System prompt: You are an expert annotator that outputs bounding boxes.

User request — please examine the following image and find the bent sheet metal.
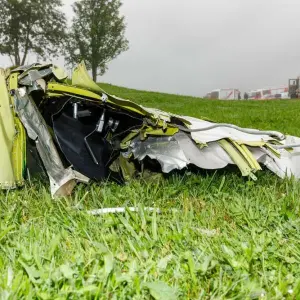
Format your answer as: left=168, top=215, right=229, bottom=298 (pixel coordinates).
left=1, top=61, right=300, bottom=197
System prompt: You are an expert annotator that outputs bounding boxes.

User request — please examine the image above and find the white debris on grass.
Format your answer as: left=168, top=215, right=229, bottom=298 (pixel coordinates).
left=87, top=207, right=160, bottom=215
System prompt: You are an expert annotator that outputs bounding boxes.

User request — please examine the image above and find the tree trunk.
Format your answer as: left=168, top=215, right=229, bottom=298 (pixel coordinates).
left=92, top=65, right=97, bottom=82
left=21, top=15, right=32, bottom=65
left=14, top=54, right=20, bottom=66
left=14, top=47, right=20, bottom=65
left=21, top=52, right=27, bottom=66
left=14, top=37, right=20, bottom=66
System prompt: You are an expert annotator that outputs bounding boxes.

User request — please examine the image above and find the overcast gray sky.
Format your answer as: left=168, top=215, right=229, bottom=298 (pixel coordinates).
left=2, top=0, right=300, bottom=96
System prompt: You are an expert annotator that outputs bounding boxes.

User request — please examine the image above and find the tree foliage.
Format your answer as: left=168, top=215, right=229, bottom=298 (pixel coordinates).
left=66, top=0, right=129, bottom=81
left=0, top=0, right=66, bottom=66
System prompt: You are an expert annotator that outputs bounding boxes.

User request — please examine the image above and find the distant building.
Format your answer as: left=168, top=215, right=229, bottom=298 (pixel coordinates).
left=248, top=87, right=289, bottom=100
left=206, top=88, right=241, bottom=100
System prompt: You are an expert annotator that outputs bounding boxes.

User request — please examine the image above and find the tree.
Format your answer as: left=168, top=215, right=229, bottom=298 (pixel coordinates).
left=66, top=0, right=129, bottom=81
left=0, top=0, right=67, bottom=66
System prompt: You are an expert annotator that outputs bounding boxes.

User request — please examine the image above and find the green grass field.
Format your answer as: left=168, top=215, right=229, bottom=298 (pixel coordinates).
left=1, top=84, right=300, bottom=299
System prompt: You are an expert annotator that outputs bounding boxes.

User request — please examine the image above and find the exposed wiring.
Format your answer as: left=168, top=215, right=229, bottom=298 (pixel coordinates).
left=274, top=143, right=300, bottom=149
left=111, top=109, right=143, bottom=122
left=175, top=124, right=285, bottom=141
left=84, top=128, right=99, bottom=165
left=110, top=125, right=141, bottom=141
left=104, top=125, right=142, bottom=167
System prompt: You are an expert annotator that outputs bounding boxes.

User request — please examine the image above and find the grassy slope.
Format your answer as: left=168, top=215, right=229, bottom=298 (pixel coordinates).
left=1, top=84, right=300, bottom=299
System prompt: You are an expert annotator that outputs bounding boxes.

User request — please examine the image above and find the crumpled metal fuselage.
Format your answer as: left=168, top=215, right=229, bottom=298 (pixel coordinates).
left=1, top=61, right=300, bottom=198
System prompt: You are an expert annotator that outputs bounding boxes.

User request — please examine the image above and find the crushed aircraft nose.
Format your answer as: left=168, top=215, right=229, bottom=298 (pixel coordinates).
left=1, top=61, right=300, bottom=197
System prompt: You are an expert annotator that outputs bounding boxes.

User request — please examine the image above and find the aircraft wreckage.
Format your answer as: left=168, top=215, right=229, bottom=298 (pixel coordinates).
left=1, top=62, right=300, bottom=198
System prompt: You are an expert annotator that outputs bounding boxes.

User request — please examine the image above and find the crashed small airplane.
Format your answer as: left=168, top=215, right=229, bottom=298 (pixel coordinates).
left=1, top=62, right=300, bottom=198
